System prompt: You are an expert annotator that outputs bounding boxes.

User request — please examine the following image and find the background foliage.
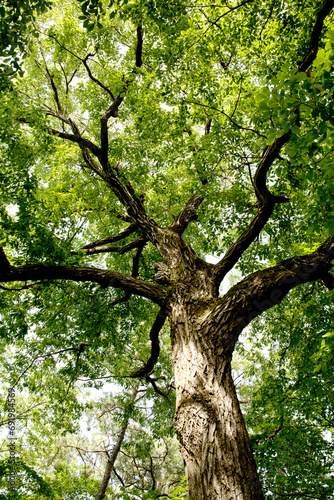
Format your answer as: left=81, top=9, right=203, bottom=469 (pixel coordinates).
left=0, top=0, right=333, bottom=498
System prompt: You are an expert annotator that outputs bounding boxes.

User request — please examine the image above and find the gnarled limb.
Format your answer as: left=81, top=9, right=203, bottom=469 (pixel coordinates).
left=0, top=260, right=166, bottom=304
left=81, top=146, right=104, bottom=177
left=209, top=236, right=334, bottom=352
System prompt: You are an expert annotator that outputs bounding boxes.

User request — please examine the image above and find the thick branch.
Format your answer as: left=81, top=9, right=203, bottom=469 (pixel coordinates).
left=0, top=264, right=166, bottom=304
left=81, top=146, right=104, bottom=176
left=209, top=236, right=334, bottom=352
left=129, top=309, right=167, bottom=378
left=253, top=134, right=291, bottom=205
left=297, top=0, right=334, bottom=73
left=54, top=117, right=150, bottom=225
left=212, top=138, right=291, bottom=286
left=170, top=195, right=204, bottom=235
left=83, top=53, right=115, bottom=100
left=213, top=203, right=275, bottom=285
left=205, top=118, right=212, bottom=135
left=49, top=127, right=102, bottom=159
left=136, top=26, right=143, bottom=68
left=53, top=124, right=104, bottom=179
left=132, top=239, right=146, bottom=278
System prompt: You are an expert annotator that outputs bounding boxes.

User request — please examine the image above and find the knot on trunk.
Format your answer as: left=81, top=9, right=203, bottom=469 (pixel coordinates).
left=154, top=262, right=170, bottom=284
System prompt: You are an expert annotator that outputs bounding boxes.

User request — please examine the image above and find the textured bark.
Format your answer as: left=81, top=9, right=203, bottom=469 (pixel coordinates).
left=1, top=233, right=333, bottom=500
left=164, top=233, right=334, bottom=500
left=169, top=302, right=264, bottom=500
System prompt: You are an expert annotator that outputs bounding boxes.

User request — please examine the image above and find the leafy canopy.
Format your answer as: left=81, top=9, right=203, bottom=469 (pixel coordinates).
left=0, top=0, right=333, bottom=498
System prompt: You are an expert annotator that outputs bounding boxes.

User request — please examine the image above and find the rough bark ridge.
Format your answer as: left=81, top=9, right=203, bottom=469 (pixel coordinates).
left=169, top=296, right=263, bottom=499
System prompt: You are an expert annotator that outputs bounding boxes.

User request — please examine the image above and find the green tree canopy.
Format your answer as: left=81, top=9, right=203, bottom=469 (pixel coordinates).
left=0, top=0, right=334, bottom=499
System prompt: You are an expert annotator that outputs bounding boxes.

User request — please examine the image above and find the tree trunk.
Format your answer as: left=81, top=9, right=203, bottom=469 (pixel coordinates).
left=170, top=304, right=264, bottom=500
left=96, top=385, right=139, bottom=500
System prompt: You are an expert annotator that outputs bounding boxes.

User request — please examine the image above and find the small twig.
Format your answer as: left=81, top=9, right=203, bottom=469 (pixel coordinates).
left=145, top=375, right=171, bottom=404
left=183, top=99, right=266, bottom=138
